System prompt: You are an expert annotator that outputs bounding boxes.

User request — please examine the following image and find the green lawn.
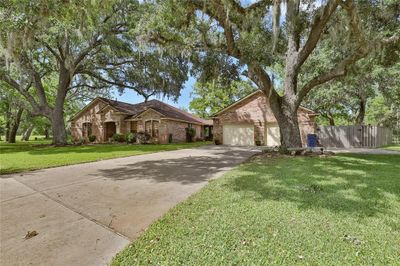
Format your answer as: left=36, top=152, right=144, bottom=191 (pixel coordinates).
left=112, top=154, right=400, bottom=265
left=382, top=144, right=400, bottom=151
left=0, top=139, right=210, bottom=174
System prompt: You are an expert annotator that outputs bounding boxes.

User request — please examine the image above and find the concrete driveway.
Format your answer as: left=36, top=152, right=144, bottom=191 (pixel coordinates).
left=0, top=145, right=258, bottom=265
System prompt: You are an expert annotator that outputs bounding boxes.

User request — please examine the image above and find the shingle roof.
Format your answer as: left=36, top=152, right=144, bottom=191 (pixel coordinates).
left=98, top=98, right=212, bottom=125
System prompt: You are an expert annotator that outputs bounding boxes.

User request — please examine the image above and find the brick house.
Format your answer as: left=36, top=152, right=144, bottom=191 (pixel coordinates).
left=70, top=98, right=213, bottom=143
left=212, top=90, right=317, bottom=146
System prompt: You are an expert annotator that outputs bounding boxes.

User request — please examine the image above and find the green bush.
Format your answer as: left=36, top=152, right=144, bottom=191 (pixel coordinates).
left=88, top=135, right=96, bottom=142
left=112, top=133, right=126, bottom=143
left=186, top=127, right=196, bottom=142
left=136, top=131, right=151, bottom=144
left=126, top=132, right=136, bottom=143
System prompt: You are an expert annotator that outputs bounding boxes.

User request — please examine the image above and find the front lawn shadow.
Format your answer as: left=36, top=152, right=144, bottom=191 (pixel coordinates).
left=227, top=154, right=400, bottom=217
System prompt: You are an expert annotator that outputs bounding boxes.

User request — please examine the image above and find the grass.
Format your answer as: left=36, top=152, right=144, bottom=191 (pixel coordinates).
left=112, top=154, right=400, bottom=265
left=0, top=138, right=211, bottom=174
left=382, top=144, right=400, bottom=151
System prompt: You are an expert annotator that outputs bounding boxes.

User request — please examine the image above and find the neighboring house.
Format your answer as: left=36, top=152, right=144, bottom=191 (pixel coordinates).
left=212, top=90, right=317, bottom=146
left=70, top=98, right=213, bottom=143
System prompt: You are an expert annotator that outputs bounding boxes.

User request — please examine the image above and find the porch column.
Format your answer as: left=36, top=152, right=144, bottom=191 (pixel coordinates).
left=116, top=121, right=120, bottom=134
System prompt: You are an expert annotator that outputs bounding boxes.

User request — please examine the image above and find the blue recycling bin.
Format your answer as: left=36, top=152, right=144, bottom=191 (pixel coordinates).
left=307, top=134, right=317, bottom=147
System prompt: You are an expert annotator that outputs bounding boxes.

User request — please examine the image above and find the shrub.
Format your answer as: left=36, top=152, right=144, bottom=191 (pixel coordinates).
left=112, top=133, right=126, bottom=143
left=136, top=131, right=151, bottom=144
left=277, top=145, right=289, bottom=154
left=126, top=132, right=136, bottom=144
left=88, top=135, right=96, bottom=143
left=186, top=127, right=196, bottom=142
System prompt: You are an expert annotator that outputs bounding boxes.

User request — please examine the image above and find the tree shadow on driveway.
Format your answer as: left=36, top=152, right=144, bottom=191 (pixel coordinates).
left=96, top=149, right=254, bottom=185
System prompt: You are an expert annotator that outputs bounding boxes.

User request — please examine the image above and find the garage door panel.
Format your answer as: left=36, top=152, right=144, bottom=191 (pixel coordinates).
left=223, top=124, right=254, bottom=146
left=266, top=123, right=281, bottom=146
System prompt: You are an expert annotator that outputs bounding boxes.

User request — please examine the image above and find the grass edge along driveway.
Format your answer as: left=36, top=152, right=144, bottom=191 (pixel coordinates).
left=112, top=153, right=400, bottom=265
left=0, top=141, right=211, bottom=175
left=382, top=144, right=400, bottom=151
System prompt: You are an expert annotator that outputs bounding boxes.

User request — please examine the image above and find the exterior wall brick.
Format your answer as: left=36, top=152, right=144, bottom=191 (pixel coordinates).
left=213, top=91, right=316, bottom=146
left=71, top=99, right=129, bottom=142
left=166, top=120, right=189, bottom=143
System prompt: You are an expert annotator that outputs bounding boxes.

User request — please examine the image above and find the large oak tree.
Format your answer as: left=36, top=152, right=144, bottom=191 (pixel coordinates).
left=140, top=0, right=399, bottom=147
left=0, top=0, right=189, bottom=145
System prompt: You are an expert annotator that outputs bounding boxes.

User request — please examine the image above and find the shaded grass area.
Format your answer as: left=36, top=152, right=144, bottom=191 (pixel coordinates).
left=112, top=154, right=400, bottom=265
left=0, top=140, right=210, bottom=174
left=382, top=144, right=400, bottom=151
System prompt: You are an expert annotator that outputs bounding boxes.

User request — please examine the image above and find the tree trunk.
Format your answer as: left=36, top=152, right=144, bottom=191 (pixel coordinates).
left=51, top=106, right=68, bottom=146
left=328, top=117, right=335, bottom=126
left=50, top=66, right=70, bottom=146
left=8, top=108, right=24, bottom=143
left=5, top=103, right=11, bottom=142
left=327, top=112, right=335, bottom=126
left=277, top=108, right=303, bottom=148
left=268, top=96, right=303, bottom=148
left=5, top=119, right=10, bottom=142
left=355, top=98, right=366, bottom=125
left=254, top=64, right=303, bottom=148
left=44, top=128, right=50, bottom=139
left=22, top=124, right=34, bottom=141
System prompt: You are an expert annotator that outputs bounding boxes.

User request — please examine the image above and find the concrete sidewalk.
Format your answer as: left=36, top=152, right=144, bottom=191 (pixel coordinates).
left=0, top=145, right=259, bottom=265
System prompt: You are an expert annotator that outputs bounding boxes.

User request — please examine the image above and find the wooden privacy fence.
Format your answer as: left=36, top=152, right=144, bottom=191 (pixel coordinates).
left=316, top=125, right=393, bottom=148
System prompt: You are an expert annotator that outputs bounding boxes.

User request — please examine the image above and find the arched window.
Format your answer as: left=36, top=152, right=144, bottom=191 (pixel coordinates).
left=82, top=122, right=92, bottom=137
left=145, top=120, right=159, bottom=138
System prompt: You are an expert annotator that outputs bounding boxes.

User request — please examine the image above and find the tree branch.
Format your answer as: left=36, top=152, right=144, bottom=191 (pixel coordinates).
left=297, top=50, right=367, bottom=103
left=42, top=40, right=63, bottom=62
left=297, top=0, right=340, bottom=69
left=0, top=72, right=42, bottom=114
left=247, top=63, right=279, bottom=101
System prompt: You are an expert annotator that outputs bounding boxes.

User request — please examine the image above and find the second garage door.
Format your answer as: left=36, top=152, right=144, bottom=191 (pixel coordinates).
left=265, top=123, right=281, bottom=146
left=223, top=124, right=254, bottom=146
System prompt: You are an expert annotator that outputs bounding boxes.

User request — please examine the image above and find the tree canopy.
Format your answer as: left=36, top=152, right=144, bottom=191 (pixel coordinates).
left=0, top=0, right=399, bottom=146
left=136, top=0, right=399, bottom=147
left=0, top=0, right=189, bottom=144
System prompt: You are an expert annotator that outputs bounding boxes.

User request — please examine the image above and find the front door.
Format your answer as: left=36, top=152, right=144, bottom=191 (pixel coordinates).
left=104, top=122, right=116, bottom=141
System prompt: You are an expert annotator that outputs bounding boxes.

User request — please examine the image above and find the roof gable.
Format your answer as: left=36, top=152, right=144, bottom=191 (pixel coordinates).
left=212, top=90, right=316, bottom=117
left=69, top=97, right=108, bottom=121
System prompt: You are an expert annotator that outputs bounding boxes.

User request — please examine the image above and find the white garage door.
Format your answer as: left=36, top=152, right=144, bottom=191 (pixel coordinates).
left=223, top=124, right=254, bottom=146
left=266, top=123, right=281, bottom=146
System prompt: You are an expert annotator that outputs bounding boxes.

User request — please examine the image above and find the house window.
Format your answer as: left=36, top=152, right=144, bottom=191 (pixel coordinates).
left=145, top=120, right=159, bottom=138
left=152, top=121, right=159, bottom=138
left=82, top=122, right=92, bottom=137
left=145, top=120, right=152, bottom=136
left=131, top=121, right=138, bottom=133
